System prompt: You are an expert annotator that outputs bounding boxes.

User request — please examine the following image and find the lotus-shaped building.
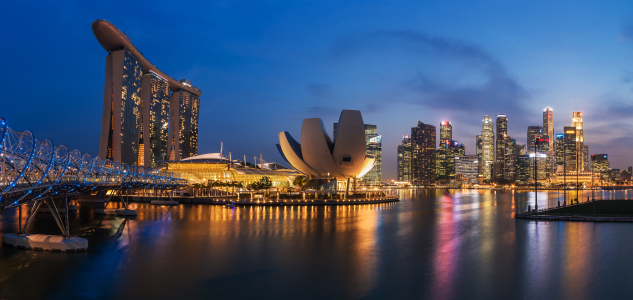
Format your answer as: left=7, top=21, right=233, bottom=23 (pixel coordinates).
left=277, top=110, right=375, bottom=183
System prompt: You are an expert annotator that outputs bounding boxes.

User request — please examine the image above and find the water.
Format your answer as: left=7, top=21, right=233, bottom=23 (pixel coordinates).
left=2, top=190, right=633, bottom=299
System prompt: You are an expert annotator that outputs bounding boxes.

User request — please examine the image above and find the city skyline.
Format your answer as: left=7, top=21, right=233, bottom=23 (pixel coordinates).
left=1, top=1, right=632, bottom=179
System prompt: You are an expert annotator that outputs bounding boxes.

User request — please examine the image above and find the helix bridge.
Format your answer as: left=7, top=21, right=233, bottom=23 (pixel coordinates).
left=0, top=117, right=186, bottom=243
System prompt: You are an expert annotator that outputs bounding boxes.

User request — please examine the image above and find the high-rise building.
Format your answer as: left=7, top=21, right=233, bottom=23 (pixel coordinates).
left=480, top=115, right=494, bottom=181
left=591, top=154, right=610, bottom=181
left=555, top=133, right=565, bottom=171
left=563, top=127, right=577, bottom=172
left=94, top=20, right=202, bottom=165
left=397, top=135, right=412, bottom=182
left=494, top=114, right=508, bottom=180
left=526, top=126, right=550, bottom=178
left=543, top=107, right=554, bottom=167
left=437, top=140, right=465, bottom=181
left=504, top=137, right=517, bottom=181
left=411, top=121, right=436, bottom=186
left=362, top=124, right=381, bottom=185
left=572, top=112, right=585, bottom=171
left=455, top=155, right=479, bottom=184
left=515, top=154, right=530, bottom=183
left=583, top=145, right=589, bottom=171
left=439, top=121, right=452, bottom=148
left=140, top=71, right=170, bottom=167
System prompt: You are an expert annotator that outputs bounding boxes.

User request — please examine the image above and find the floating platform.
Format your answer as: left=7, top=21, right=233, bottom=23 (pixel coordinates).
left=2, top=233, right=88, bottom=252
left=94, top=208, right=137, bottom=216
left=38, top=205, right=77, bottom=213
left=151, top=200, right=178, bottom=205
left=516, top=200, right=633, bottom=222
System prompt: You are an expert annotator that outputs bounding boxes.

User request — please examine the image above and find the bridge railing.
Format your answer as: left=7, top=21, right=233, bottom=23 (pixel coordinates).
left=0, top=117, right=186, bottom=211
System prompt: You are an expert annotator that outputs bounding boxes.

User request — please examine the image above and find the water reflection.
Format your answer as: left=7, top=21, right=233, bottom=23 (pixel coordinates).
left=2, top=190, right=633, bottom=299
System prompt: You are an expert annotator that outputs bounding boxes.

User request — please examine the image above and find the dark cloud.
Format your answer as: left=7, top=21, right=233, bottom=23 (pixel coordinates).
left=330, top=30, right=530, bottom=119
left=307, top=84, right=332, bottom=98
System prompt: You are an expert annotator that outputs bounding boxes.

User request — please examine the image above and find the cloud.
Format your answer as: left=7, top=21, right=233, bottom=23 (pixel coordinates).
left=305, top=106, right=338, bottom=118
left=307, top=84, right=332, bottom=98
left=329, top=30, right=530, bottom=118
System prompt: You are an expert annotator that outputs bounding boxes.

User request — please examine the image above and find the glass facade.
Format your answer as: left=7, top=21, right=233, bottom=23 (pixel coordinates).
left=165, top=162, right=293, bottom=187
left=147, top=72, right=170, bottom=166
left=178, top=91, right=200, bottom=159
left=480, top=115, right=494, bottom=181
left=411, top=121, right=436, bottom=186
left=397, top=135, right=412, bottom=182
left=494, top=114, right=508, bottom=180
left=362, top=124, right=381, bottom=185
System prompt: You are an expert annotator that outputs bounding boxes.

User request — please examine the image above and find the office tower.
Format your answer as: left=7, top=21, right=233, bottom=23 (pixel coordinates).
left=455, top=155, right=479, bottom=184
left=169, top=84, right=201, bottom=160
left=397, top=135, right=412, bottom=182
left=610, top=169, right=620, bottom=181
left=98, top=49, right=143, bottom=166
left=527, top=126, right=544, bottom=153
left=480, top=115, right=494, bottom=181
left=555, top=133, right=565, bottom=171
left=94, top=20, right=203, bottom=165
left=411, top=121, right=436, bottom=186
left=526, top=126, right=550, bottom=178
left=543, top=107, right=554, bottom=166
left=437, top=140, right=465, bottom=181
left=494, top=114, right=508, bottom=180
left=584, top=145, right=589, bottom=171
left=439, top=121, right=452, bottom=148
left=362, top=124, right=382, bottom=185
left=629, top=166, right=632, bottom=174
left=564, top=127, right=577, bottom=171
left=515, top=154, right=530, bottom=183
left=140, top=71, right=170, bottom=167
left=572, top=112, right=585, bottom=170
left=504, top=137, right=517, bottom=181
left=591, top=154, right=610, bottom=181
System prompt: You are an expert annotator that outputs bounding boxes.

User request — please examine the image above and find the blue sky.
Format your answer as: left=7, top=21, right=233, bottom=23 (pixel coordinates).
left=1, top=0, right=632, bottom=179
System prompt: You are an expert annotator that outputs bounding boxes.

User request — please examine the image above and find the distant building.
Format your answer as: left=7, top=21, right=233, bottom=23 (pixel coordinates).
left=494, top=114, right=508, bottom=181
left=591, top=154, right=610, bottom=181
left=439, top=121, right=452, bottom=148
left=504, top=137, right=517, bottom=181
left=411, top=121, right=436, bottom=186
left=555, top=133, right=564, bottom=170
left=397, top=135, right=412, bottom=182
left=436, top=140, right=465, bottom=181
left=362, top=124, right=382, bottom=185
left=610, top=169, right=621, bottom=181
left=583, top=145, right=589, bottom=171
left=563, top=127, right=578, bottom=171
left=572, top=112, right=585, bottom=171
left=455, top=155, right=479, bottom=184
left=515, top=154, right=530, bottom=183
left=543, top=107, right=554, bottom=168
left=479, top=115, right=495, bottom=181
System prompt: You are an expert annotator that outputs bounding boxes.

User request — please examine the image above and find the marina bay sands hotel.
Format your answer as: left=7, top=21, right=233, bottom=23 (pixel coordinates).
left=92, top=20, right=201, bottom=167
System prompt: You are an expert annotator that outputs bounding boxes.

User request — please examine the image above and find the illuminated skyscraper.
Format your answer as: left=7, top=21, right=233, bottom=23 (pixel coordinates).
left=572, top=112, right=585, bottom=171
left=411, top=121, right=436, bottom=186
left=436, top=140, right=465, bottom=181
left=397, top=135, right=412, bottom=182
left=543, top=107, right=554, bottom=166
left=592, top=154, right=610, bottom=181
left=439, top=121, right=452, bottom=148
left=169, top=82, right=201, bottom=160
left=504, top=137, right=517, bottom=181
left=140, top=71, right=170, bottom=167
left=584, top=145, right=589, bottom=171
left=494, top=114, right=508, bottom=180
left=93, top=20, right=202, bottom=165
left=98, top=49, right=143, bottom=166
left=515, top=154, right=530, bottom=183
left=555, top=133, right=565, bottom=171
left=480, top=115, right=494, bottom=181
left=563, top=126, right=577, bottom=171
left=361, top=124, right=381, bottom=185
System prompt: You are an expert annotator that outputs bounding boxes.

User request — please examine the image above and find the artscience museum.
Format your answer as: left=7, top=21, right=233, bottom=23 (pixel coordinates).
left=277, top=110, right=376, bottom=189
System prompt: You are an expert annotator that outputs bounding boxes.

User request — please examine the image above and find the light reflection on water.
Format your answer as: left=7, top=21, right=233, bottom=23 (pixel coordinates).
left=1, top=190, right=633, bottom=299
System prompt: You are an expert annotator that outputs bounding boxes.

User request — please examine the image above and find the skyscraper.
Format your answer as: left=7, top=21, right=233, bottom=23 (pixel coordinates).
left=362, top=124, right=382, bottom=185
left=584, top=145, right=589, bottom=171
left=411, top=121, right=436, bottom=186
left=591, top=154, right=610, bottom=181
left=480, top=115, right=494, bottom=181
left=397, top=135, right=412, bottom=182
left=93, top=20, right=202, bottom=165
left=563, top=127, right=577, bottom=171
left=436, top=140, right=465, bottom=181
left=494, top=114, right=508, bottom=180
left=572, top=112, right=585, bottom=171
left=140, top=71, right=170, bottom=167
left=504, top=137, right=517, bottom=181
left=439, top=121, right=452, bottom=148
left=98, top=49, right=143, bottom=166
left=543, top=107, right=554, bottom=166
left=555, top=133, right=565, bottom=172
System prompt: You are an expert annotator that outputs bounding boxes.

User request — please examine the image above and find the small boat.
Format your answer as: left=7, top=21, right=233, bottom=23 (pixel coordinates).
left=225, top=201, right=236, bottom=207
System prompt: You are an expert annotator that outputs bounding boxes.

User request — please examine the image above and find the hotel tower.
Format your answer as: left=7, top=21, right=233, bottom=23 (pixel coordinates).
left=93, top=20, right=202, bottom=166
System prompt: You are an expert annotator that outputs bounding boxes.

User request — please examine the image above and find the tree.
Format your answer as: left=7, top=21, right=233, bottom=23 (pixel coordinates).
left=293, top=175, right=306, bottom=187
left=248, top=176, right=273, bottom=191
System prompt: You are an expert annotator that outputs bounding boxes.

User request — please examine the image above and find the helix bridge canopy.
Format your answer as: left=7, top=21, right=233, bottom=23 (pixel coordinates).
left=0, top=117, right=187, bottom=212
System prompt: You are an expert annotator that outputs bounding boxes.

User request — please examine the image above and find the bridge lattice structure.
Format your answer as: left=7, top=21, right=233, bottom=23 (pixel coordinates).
left=0, top=117, right=186, bottom=235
